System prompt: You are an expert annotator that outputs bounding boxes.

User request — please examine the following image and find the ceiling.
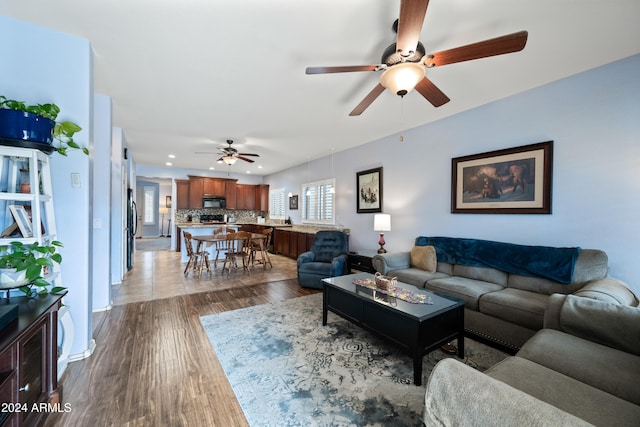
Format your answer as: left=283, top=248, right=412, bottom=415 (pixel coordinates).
left=2, top=1, right=639, bottom=176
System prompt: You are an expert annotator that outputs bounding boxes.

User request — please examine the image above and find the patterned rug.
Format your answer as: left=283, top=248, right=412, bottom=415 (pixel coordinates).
left=200, top=293, right=508, bottom=426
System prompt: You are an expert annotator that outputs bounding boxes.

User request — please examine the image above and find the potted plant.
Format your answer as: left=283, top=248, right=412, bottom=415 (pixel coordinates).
left=0, top=95, right=89, bottom=156
left=0, top=240, right=66, bottom=297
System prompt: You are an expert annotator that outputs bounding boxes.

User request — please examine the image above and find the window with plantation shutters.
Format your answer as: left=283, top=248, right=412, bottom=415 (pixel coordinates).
left=301, top=179, right=335, bottom=225
left=269, top=188, right=286, bottom=220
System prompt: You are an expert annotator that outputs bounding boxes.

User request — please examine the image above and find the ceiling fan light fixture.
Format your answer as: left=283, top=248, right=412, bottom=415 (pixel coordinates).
left=221, top=156, right=237, bottom=165
left=380, top=62, right=425, bottom=96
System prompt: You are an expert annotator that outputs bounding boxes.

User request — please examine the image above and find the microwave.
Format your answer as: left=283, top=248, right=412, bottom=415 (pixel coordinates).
left=202, top=196, right=226, bottom=208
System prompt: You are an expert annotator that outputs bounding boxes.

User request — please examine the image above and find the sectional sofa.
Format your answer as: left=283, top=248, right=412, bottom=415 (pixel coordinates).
left=372, top=236, right=638, bottom=350
left=423, top=294, right=640, bottom=426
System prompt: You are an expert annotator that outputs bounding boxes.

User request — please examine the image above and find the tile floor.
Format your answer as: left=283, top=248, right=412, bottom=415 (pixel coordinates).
left=111, top=242, right=299, bottom=305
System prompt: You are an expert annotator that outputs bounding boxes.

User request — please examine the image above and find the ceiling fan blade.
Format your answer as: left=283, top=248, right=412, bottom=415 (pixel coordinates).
left=414, top=77, right=450, bottom=107
left=425, top=31, right=528, bottom=68
left=238, top=153, right=260, bottom=157
left=306, top=65, right=383, bottom=74
left=349, top=84, right=386, bottom=116
left=237, top=156, right=255, bottom=163
left=396, top=0, right=430, bottom=58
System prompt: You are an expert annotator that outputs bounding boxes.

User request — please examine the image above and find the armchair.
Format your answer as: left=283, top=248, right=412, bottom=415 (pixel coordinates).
left=297, top=230, right=349, bottom=289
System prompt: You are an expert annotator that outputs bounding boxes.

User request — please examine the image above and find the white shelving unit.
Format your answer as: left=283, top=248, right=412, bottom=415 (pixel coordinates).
left=0, top=145, right=57, bottom=245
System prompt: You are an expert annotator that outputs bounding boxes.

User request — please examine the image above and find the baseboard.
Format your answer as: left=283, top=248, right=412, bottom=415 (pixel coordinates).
left=92, top=303, right=113, bottom=313
left=68, top=339, right=96, bottom=363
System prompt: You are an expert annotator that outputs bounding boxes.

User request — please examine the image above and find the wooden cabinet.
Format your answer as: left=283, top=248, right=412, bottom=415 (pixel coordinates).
left=0, top=294, right=64, bottom=427
left=235, top=185, right=256, bottom=210
left=202, top=178, right=225, bottom=197
left=176, top=180, right=189, bottom=210
left=273, top=229, right=316, bottom=259
left=225, top=179, right=237, bottom=209
left=188, top=177, right=204, bottom=209
left=255, top=185, right=269, bottom=212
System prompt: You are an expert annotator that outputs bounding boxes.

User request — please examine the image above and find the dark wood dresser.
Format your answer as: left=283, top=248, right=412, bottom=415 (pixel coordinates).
left=0, top=293, right=65, bottom=427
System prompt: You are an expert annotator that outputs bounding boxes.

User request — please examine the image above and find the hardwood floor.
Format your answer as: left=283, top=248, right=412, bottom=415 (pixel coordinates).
left=45, top=246, right=318, bottom=426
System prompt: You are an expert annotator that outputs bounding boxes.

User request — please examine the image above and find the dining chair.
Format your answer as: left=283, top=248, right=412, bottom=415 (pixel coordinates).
left=211, top=227, right=228, bottom=268
left=250, top=227, right=273, bottom=269
left=183, top=231, right=210, bottom=277
left=221, top=231, right=252, bottom=276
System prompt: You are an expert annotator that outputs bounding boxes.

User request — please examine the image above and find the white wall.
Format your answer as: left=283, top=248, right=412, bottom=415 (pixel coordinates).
left=92, top=94, right=112, bottom=311
left=110, top=127, right=126, bottom=284
left=0, top=15, right=94, bottom=359
left=266, top=54, right=640, bottom=295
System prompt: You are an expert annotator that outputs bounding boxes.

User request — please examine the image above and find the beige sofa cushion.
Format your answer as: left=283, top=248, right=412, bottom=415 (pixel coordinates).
left=410, top=245, right=436, bottom=272
left=479, top=288, right=549, bottom=331
left=486, top=356, right=640, bottom=426
left=518, top=329, right=640, bottom=405
left=426, top=276, right=503, bottom=310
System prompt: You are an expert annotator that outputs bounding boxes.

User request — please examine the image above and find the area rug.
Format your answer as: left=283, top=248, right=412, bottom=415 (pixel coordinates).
left=200, top=293, right=508, bottom=427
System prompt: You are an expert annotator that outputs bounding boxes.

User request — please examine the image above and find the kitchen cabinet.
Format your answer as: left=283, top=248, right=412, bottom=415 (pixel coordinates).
left=225, top=179, right=237, bottom=209
left=0, top=293, right=64, bottom=427
left=256, top=185, right=269, bottom=211
left=235, top=185, right=256, bottom=210
left=203, top=178, right=225, bottom=197
left=176, top=180, right=189, bottom=210
left=273, top=229, right=316, bottom=259
left=188, top=177, right=204, bottom=209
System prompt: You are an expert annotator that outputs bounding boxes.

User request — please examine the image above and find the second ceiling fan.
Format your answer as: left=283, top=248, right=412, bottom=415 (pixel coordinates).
left=306, top=0, right=528, bottom=116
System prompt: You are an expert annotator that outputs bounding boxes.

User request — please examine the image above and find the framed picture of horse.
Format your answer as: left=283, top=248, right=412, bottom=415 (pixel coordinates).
left=357, top=167, right=383, bottom=213
left=451, top=141, right=553, bottom=214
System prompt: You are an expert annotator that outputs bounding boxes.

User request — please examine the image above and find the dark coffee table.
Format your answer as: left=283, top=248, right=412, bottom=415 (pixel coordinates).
left=322, top=272, right=465, bottom=385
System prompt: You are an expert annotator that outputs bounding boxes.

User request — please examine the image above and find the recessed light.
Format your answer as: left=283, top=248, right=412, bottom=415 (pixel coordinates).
left=165, top=162, right=172, bottom=166
left=246, top=171, right=251, bottom=174
left=209, top=166, right=215, bottom=170
left=258, top=165, right=263, bottom=169
left=168, top=154, right=176, bottom=158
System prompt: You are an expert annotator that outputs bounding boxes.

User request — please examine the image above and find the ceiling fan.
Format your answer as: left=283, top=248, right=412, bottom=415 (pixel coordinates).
left=200, top=140, right=260, bottom=165
left=306, top=0, right=528, bottom=116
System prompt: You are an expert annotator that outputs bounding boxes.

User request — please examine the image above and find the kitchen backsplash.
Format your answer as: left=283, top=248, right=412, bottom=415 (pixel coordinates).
left=175, top=208, right=268, bottom=223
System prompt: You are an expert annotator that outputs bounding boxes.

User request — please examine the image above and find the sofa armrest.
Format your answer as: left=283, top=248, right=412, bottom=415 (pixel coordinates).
left=544, top=294, right=640, bottom=356
left=372, top=252, right=410, bottom=275
left=297, top=251, right=315, bottom=267
left=424, top=359, right=590, bottom=427
left=330, top=253, right=348, bottom=276
left=572, top=277, right=639, bottom=306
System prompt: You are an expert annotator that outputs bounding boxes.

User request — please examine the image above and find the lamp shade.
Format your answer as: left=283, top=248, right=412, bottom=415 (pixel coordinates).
left=220, top=156, right=237, bottom=165
left=380, top=63, right=425, bottom=96
left=373, top=213, right=391, bottom=232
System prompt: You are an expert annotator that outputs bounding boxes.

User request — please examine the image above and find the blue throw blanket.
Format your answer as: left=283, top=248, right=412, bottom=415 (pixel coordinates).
left=415, top=237, right=581, bottom=284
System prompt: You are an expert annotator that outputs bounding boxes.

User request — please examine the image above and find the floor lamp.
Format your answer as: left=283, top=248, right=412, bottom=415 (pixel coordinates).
left=159, top=207, right=168, bottom=237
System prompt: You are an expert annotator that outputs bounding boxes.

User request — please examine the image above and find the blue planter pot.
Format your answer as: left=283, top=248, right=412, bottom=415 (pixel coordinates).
left=0, top=109, right=55, bottom=145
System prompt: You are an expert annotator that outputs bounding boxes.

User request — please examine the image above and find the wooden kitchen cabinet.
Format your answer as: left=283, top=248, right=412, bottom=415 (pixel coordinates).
left=225, top=179, right=237, bottom=209
left=273, top=229, right=316, bottom=259
left=188, top=177, right=204, bottom=209
left=256, top=185, right=269, bottom=211
left=235, top=184, right=256, bottom=210
left=0, top=293, right=64, bottom=427
left=203, top=178, right=226, bottom=197
left=176, top=179, right=189, bottom=209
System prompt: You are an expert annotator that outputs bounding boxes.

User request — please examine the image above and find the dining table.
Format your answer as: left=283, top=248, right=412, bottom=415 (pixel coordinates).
left=191, top=232, right=271, bottom=275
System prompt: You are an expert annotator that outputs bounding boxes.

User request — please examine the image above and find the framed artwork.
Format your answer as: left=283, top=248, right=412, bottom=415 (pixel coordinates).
left=166, top=196, right=172, bottom=208
left=289, top=194, right=298, bottom=210
left=9, top=205, right=33, bottom=237
left=356, top=167, right=383, bottom=213
left=451, top=141, right=553, bottom=214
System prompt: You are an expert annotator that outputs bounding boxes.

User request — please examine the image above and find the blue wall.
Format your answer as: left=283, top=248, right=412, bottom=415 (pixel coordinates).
left=266, top=54, right=640, bottom=294
left=0, top=15, right=94, bottom=359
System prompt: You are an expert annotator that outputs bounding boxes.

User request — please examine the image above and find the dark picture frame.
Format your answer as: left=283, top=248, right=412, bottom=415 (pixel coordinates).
left=166, top=196, right=172, bottom=208
left=356, top=167, right=383, bottom=213
left=451, top=141, right=553, bottom=214
left=289, top=194, right=298, bottom=210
